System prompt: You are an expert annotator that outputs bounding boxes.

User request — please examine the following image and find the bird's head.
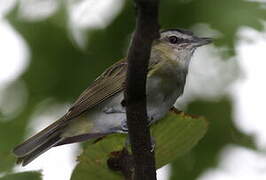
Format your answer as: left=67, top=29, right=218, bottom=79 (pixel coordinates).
left=151, top=28, right=212, bottom=68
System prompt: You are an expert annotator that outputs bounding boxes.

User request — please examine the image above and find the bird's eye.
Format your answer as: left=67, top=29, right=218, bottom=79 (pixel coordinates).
left=168, top=36, right=179, bottom=44
left=168, top=36, right=188, bottom=44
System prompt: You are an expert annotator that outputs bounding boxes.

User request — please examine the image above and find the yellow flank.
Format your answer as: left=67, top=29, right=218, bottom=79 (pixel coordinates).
left=62, top=115, right=94, bottom=137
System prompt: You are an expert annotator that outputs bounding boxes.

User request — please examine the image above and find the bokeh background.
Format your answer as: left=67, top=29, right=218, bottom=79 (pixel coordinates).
left=1, top=0, right=266, bottom=179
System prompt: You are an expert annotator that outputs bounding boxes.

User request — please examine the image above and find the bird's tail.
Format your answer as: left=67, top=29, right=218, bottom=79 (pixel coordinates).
left=13, top=118, right=67, bottom=166
left=13, top=117, right=111, bottom=166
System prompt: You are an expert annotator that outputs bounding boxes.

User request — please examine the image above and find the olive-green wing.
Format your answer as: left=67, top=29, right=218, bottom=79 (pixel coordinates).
left=65, top=60, right=127, bottom=120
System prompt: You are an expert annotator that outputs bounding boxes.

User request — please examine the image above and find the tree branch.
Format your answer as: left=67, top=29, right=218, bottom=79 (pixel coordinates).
left=124, top=0, right=160, bottom=179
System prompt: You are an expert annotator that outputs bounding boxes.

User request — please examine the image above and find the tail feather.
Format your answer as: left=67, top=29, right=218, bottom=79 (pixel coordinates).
left=13, top=118, right=66, bottom=158
left=13, top=117, right=114, bottom=166
left=18, top=135, right=64, bottom=166
left=56, top=132, right=110, bottom=146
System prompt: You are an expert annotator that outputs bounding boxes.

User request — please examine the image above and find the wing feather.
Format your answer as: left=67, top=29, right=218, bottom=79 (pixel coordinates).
left=65, top=60, right=127, bottom=119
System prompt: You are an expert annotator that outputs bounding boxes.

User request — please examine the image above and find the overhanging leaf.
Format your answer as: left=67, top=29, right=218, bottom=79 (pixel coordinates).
left=71, top=109, right=207, bottom=180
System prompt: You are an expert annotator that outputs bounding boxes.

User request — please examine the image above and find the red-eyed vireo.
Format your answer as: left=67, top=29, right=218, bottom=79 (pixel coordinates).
left=13, top=29, right=212, bottom=166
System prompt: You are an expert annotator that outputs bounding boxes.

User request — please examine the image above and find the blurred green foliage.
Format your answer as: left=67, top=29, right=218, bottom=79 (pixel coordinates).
left=1, top=0, right=265, bottom=179
left=162, top=0, right=266, bottom=50
left=0, top=171, right=42, bottom=180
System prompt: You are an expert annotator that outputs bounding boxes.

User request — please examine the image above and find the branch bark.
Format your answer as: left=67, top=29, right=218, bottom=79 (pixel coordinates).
left=124, top=0, right=160, bottom=179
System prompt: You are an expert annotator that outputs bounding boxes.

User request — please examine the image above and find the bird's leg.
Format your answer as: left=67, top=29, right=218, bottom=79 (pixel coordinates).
left=147, top=116, right=154, bottom=127
left=147, top=116, right=156, bottom=152
left=120, top=115, right=154, bottom=132
left=124, top=134, right=156, bottom=152
left=121, top=119, right=128, bottom=132
left=122, top=116, right=156, bottom=152
left=150, top=136, right=156, bottom=152
left=103, top=107, right=125, bottom=114
left=124, top=135, right=131, bottom=150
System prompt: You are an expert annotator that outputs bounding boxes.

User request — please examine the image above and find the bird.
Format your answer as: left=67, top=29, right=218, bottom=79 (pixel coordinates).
left=13, top=28, right=212, bottom=166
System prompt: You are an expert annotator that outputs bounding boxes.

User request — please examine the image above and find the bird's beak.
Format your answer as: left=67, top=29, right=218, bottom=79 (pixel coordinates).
left=192, top=37, right=213, bottom=47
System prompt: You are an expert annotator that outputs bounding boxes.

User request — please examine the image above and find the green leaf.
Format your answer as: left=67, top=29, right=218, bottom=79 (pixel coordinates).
left=0, top=171, right=42, bottom=180
left=71, top=109, right=207, bottom=180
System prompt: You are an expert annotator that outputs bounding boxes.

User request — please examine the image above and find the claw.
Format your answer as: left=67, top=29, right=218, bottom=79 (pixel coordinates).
left=124, top=136, right=130, bottom=149
left=150, top=136, right=156, bottom=152
left=121, top=120, right=128, bottom=132
left=124, top=136, right=156, bottom=152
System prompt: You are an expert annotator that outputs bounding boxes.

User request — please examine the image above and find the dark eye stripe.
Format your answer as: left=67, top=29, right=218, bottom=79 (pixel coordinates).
left=168, top=36, right=190, bottom=44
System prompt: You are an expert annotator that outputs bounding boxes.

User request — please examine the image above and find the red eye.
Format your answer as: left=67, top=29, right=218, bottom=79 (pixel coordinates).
left=169, top=36, right=178, bottom=44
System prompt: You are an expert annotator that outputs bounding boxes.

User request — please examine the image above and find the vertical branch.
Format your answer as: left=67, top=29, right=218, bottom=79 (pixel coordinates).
left=124, top=0, right=160, bottom=179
